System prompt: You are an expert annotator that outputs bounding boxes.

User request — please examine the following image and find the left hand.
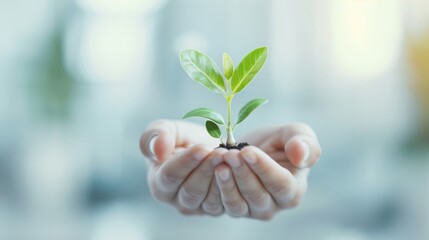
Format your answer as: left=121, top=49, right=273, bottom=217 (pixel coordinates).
left=215, top=123, right=321, bottom=220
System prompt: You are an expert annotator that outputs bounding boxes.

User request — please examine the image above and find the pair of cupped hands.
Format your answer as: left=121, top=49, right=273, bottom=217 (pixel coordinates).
left=140, top=120, right=321, bottom=220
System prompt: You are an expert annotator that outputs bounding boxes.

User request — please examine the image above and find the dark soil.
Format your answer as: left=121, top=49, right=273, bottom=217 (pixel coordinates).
left=217, top=142, right=249, bottom=150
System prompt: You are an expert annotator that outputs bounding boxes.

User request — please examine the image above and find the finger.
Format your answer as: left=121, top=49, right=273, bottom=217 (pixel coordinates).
left=176, top=206, right=203, bottom=216
left=140, top=119, right=217, bottom=162
left=177, top=148, right=227, bottom=210
left=201, top=177, right=224, bottom=216
left=240, top=146, right=299, bottom=208
left=285, top=134, right=321, bottom=168
left=257, top=123, right=321, bottom=169
left=266, top=150, right=309, bottom=208
left=150, top=145, right=211, bottom=202
left=224, top=150, right=275, bottom=220
left=173, top=147, right=186, bottom=155
left=140, top=129, right=174, bottom=162
left=215, top=164, right=249, bottom=217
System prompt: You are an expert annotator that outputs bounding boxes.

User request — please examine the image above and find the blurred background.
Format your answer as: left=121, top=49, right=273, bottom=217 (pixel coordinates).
left=0, top=0, right=428, bottom=239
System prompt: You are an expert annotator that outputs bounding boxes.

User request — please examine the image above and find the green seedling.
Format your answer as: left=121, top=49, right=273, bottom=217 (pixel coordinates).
left=180, top=47, right=268, bottom=148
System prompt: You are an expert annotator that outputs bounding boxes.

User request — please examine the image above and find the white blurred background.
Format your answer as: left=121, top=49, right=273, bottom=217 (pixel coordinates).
left=0, top=0, right=428, bottom=239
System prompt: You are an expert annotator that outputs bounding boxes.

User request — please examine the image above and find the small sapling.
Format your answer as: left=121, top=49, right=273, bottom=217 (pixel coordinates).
left=180, top=47, right=268, bottom=150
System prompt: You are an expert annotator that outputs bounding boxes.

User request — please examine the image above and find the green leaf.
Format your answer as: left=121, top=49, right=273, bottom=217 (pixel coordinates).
left=236, top=98, right=268, bottom=125
left=180, top=50, right=226, bottom=94
left=205, top=121, right=221, bottom=138
left=231, top=47, right=268, bottom=94
left=223, top=52, right=234, bottom=80
left=183, top=107, right=225, bottom=125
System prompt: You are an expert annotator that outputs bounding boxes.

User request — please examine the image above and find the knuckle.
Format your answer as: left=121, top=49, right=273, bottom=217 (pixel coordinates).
left=179, top=186, right=205, bottom=207
left=149, top=185, right=170, bottom=202
left=159, top=170, right=181, bottom=189
left=202, top=202, right=224, bottom=215
left=244, top=191, right=270, bottom=209
left=224, top=200, right=248, bottom=217
left=276, top=189, right=303, bottom=209
left=268, top=181, right=292, bottom=195
left=287, top=190, right=304, bottom=209
left=255, top=164, right=272, bottom=179
left=148, top=179, right=165, bottom=201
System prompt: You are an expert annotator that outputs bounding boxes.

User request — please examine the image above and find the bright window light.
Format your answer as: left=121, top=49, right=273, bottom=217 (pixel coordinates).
left=330, top=0, right=403, bottom=81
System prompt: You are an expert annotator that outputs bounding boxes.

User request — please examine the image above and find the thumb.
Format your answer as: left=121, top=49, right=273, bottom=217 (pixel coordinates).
left=140, top=128, right=175, bottom=163
left=140, top=119, right=218, bottom=162
left=140, top=120, right=182, bottom=162
left=284, top=135, right=321, bottom=168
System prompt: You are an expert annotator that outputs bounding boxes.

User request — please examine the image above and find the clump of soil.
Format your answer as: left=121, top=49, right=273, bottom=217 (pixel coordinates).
left=217, top=142, right=249, bottom=150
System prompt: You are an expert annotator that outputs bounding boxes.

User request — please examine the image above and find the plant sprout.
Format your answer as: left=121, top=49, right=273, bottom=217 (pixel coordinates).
left=180, top=47, right=268, bottom=148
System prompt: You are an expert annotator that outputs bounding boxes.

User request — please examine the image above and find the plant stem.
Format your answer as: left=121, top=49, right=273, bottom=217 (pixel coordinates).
left=227, top=97, right=232, bottom=127
left=226, top=96, right=236, bottom=147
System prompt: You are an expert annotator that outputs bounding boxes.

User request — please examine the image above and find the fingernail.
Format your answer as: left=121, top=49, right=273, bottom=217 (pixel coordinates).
left=242, top=152, right=256, bottom=165
left=211, top=156, right=222, bottom=166
left=299, top=141, right=310, bottom=167
left=217, top=169, right=230, bottom=182
left=147, top=132, right=159, bottom=162
left=226, top=155, right=240, bottom=168
left=193, top=148, right=210, bottom=161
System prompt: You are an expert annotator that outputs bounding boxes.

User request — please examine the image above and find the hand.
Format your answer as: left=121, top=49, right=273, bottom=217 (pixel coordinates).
left=216, top=123, right=321, bottom=220
left=140, top=120, right=321, bottom=220
left=139, top=119, right=227, bottom=215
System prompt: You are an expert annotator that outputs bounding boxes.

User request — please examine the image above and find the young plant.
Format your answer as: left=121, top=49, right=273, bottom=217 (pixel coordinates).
left=180, top=47, right=268, bottom=149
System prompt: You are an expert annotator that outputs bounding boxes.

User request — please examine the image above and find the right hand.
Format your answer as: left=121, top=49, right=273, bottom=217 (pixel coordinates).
left=139, top=119, right=227, bottom=216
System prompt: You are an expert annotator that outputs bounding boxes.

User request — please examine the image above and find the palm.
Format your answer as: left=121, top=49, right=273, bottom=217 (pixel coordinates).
left=141, top=120, right=320, bottom=219
left=241, top=125, right=314, bottom=175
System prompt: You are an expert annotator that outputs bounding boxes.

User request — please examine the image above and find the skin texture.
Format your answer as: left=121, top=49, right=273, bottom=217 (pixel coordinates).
left=140, top=120, right=321, bottom=220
